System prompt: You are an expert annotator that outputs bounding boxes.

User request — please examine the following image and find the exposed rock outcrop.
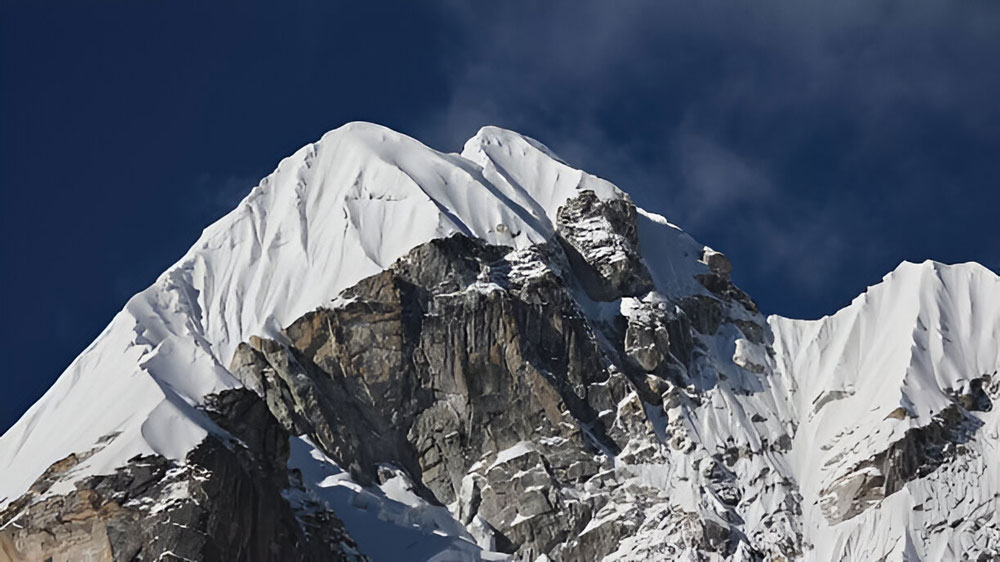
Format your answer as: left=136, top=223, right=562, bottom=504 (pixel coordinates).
left=0, top=389, right=363, bottom=562
left=228, top=233, right=631, bottom=558
left=556, top=190, right=653, bottom=301
left=819, top=385, right=992, bottom=524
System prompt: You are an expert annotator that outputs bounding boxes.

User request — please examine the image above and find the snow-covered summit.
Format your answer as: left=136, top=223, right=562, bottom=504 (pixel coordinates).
left=0, top=122, right=647, bottom=509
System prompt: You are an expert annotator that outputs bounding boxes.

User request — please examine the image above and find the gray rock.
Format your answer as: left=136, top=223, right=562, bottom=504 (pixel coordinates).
left=225, top=234, right=627, bottom=557
left=555, top=190, right=653, bottom=301
left=0, top=388, right=364, bottom=562
left=819, top=399, right=989, bottom=524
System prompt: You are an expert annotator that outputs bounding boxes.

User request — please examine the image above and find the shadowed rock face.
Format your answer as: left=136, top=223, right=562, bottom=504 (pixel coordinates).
left=0, top=388, right=363, bottom=562
left=229, top=234, right=637, bottom=558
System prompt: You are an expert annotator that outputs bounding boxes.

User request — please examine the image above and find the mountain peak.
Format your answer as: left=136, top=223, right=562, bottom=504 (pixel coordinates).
left=2, top=122, right=998, bottom=561
left=0, top=121, right=642, bottom=512
left=464, top=124, right=566, bottom=163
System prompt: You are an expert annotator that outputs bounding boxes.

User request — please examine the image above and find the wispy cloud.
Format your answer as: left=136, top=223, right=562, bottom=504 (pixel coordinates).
left=190, top=173, right=262, bottom=222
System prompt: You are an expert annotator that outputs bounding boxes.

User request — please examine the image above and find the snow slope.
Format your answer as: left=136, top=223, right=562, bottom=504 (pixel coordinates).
left=771, top=260, right=1000, bottom=559
left=0, top=122, right=653, bottom=510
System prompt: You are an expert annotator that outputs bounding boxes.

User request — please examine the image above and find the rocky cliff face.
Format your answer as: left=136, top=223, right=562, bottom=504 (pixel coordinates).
left=0, top=387, right=363, bottom=562
left=1, top=123, right=998, bottom=561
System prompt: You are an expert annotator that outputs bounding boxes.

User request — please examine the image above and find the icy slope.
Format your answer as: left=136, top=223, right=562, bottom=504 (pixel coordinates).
left=0, top=122, right=657, bottom=510
left=771, top=260, right=1000, bottom=559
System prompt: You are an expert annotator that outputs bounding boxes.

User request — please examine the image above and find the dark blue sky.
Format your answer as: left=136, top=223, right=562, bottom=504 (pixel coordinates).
left=2, top=1, right=998, bottom=432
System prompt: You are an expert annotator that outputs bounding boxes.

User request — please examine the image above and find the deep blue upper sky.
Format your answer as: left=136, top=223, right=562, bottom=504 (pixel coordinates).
left=2, top=1, right=998, bottom=432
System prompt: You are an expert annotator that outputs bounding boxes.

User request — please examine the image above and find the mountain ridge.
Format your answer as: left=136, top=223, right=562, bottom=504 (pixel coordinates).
left=1, top=122, right=997, bottom=561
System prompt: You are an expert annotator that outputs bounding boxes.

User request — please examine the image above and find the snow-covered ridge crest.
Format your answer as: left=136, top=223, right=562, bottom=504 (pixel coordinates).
left=772, top=259, right=999, bottom=431
left=770, top=259, right=1000, bottom=559
left=0, top=122, right=636, bottom=509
